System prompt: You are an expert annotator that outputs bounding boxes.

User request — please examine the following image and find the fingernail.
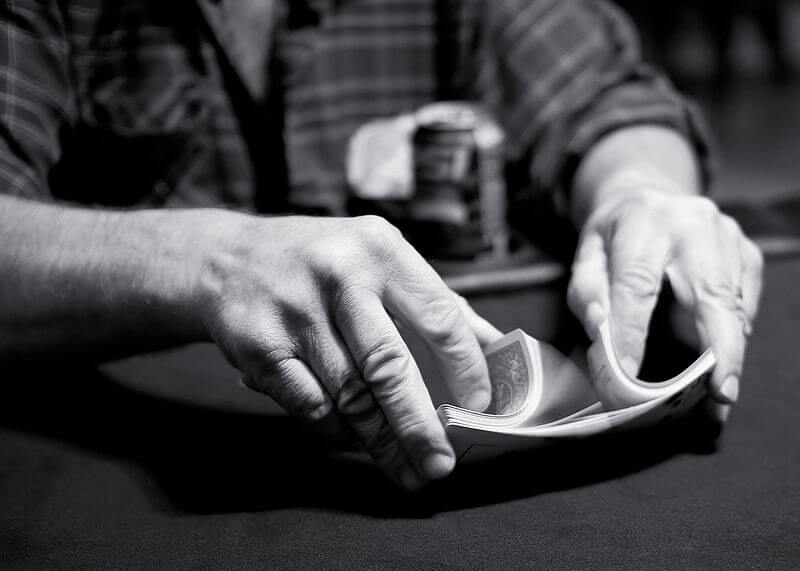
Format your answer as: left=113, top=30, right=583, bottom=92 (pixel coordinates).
left=464, top=388, right=491, bottom=412
left=307, top=401, right=333, bottom=421
left=398, top=465, right=426, bottom=491
left=422, top=452, right=455, bottom=480
left=713, top=404, right=732, bottom=424
left=717, top=375, right=740, bottom=404
left=620, top=356, right=639, bottom=378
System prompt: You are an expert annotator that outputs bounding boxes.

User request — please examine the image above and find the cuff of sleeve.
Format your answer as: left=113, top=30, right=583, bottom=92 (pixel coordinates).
left=531, top=76, right=716, bottom=214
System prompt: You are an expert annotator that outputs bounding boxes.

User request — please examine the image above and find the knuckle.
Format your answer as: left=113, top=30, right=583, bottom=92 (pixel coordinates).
left=613, top=191, right=651, bottom=217
left=255, top=353, right=297, bottom=392
left=305, top=241, right=352, bottom=287
left=418, top=297, right=464, bottom=345
left=614, top=313, right=650, bottom=342
left=334, top=374, right=376, bottom=417
left=696, top=278, right=737, bottom=308
left=616, top=263, right=662, bottom=301
left=694, top=196, right=720, bottom=219
left=392, top=410, right=431, bottom=443
left=359, top=335, right=414, bottom=389
left=306, top=242, right=336, bottom=270
left=260, top=348, right=296, bottom=377
left=314, top=217, right=405, bottom=286
left=721, top=213, right=743, bottom=236
left=264, top=362, right=331, bottom=420
left=307, top=219, right=400, bottom=284
left=566, top=269, right=592, bottom=310
left=295, top=395, right=332, bottom=421
left=566, top=278, right=580, bottom=306
left=566, top=284, right=583, bottom=318
left=746, top=240, right=765, bottom=271
left=417, top=298, right=484, bottom=379
left=671, top=196, right=719, bottom=234
left=354, top=215, right=402, bottom=246
left=331, top=281, right=364, bottom=321
left=280, top=299, right=325, bottom=340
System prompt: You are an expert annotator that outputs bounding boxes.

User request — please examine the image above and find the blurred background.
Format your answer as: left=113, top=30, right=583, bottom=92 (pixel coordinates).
left=617, top=0, right=800, bottom=202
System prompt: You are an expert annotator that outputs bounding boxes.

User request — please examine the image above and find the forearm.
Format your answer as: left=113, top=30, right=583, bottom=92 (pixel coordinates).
left=571, top=125, right=704, bottom=227
left=0, top=195, right=217, bottom=364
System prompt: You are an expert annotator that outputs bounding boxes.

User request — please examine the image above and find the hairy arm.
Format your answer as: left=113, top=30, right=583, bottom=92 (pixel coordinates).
left=0, top=194, right=499, bottom=487
left=0, top=195, right=210, bottom=364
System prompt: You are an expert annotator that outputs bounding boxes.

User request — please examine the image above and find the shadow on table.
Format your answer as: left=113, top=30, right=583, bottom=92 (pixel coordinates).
left=0, top=358, right=720, bottom=520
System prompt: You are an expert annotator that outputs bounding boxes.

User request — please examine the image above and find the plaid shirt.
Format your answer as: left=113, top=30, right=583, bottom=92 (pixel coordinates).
left=0, top=0, right=710, bottom=214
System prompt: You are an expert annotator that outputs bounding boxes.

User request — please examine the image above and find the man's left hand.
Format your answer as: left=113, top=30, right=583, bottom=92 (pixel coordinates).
left=567, top=185, right=763, bottom=426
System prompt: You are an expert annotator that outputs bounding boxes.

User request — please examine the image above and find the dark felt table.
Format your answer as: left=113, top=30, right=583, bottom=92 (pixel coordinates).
left=2, top=259, right=799, bottom=568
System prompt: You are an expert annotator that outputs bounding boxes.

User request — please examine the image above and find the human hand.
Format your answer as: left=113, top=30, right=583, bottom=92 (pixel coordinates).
left=567, top=184, right=763, bottom=426
left=194, top=213, right=499, bottom=489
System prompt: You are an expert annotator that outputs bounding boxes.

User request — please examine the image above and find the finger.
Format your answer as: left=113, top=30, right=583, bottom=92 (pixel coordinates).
left=567, top=230, right=609, bottom=340
left=334, top=293, right=456, bottom=481
left=702, top=395, right=733, bottom=430
left=455, top=294, right=503, bottom=347
left=739, top=235, right=764, bottom=327
left=680, top=243, right=746, bottom=404
left=718, top=216, right=744, bottom=287
left=717, top=215, right=749, bottom=338
left=248, top=357, right=335, bottom=422
left=386, top=248, right=491, bottom=412
left=301, top=321, right=426, bottom=490
left=607, top=220, right=671, bottom=376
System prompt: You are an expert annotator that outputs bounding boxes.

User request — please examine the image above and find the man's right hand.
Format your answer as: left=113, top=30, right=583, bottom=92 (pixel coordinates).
left=193, top=213, right=498, bottom=490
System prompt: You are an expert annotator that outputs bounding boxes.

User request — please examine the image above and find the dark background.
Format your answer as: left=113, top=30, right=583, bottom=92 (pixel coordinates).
left=619, top=0, right=800, bottom=203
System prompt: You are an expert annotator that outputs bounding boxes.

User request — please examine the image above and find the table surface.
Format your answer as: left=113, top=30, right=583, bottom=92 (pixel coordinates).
left=2, top=259, right=799, bottom=568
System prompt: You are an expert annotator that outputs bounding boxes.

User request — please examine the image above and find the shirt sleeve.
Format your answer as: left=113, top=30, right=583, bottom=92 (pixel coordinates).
left=461, top=0, right=714, bottom=203
left=0, top=0, right=76, bottom=199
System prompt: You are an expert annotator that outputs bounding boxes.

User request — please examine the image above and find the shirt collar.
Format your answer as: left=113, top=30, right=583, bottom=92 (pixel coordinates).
left=196, top=0, right=276, bottom=102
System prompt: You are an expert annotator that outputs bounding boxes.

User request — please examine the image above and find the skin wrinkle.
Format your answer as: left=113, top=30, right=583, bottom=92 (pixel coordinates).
left=694, top=279, right=738, bottom=313
left=413, top=296, right=465, bottom=346
left=359, top=339, right=415, bottom=395
left=295, top=309, right=415, bottom=480
left=613, top=264, right=663, bottom=302
left=264, top=358, right=330, bottom=420
left=335, top=375, right=374, bottom=417
left=374, top=377, right=434, bottom=443
left=387, top=257, right=489, bottom=399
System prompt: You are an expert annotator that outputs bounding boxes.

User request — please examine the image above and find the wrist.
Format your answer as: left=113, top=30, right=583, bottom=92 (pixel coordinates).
left=166, top=208, right=248, bottom=342
left=571, top=126, right=704, bottom=227
left=582, top=165, right=697, bottom=224
left=129, top=207, right=250, bottom=345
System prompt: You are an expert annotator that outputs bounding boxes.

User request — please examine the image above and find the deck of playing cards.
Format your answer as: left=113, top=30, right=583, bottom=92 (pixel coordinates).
left=438, top=320, right=716, bottom=461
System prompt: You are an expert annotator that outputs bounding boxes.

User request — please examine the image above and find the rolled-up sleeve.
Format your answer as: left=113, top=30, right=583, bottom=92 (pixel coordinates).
left=0, top=0, right=75, bottom=199
left=462, top=0, right=713, bottom=202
